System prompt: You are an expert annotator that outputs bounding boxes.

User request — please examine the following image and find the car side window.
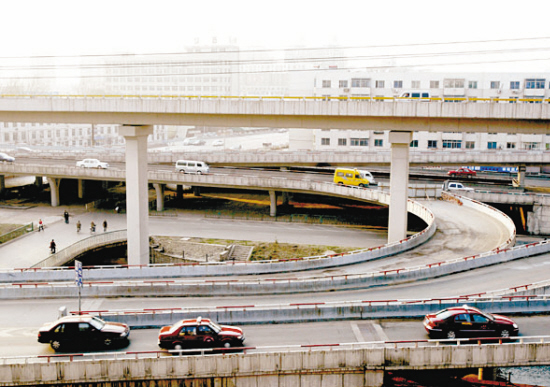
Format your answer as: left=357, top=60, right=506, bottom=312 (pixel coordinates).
left=471, top=314, right=489, bottom=323
left=78, top=323, right=91, bottom=332
left=54, top=324, right=64, bottom=333
left=454, top=314, right=471, bottom=323
left=179, top=326, right=197, bottom=336
left=197, top=325, right=213, bottom=334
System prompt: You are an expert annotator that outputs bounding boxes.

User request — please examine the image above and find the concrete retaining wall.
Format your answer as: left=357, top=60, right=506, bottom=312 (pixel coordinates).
left=3, top=342, right=550, bottom=387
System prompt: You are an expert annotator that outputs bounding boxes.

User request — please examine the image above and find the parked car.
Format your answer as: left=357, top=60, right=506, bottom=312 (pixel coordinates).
left=447, top=167, right=476, bottom=178
left=0, top=152, right=15, bottom=162
left=76, top=158, right=109, bottom=169
left=423, top=305, right=519, bottom=339
left=38, top=315, right=130, bottom=351
left=158, top=316, right=245, bottom=350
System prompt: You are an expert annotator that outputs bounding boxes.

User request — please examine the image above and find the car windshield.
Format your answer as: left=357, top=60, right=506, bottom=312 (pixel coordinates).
left=209, top=321, right=222, bottom=333
left=434, top=310, right=455, bottom=320
left=89, top=316, right=106, bottom=330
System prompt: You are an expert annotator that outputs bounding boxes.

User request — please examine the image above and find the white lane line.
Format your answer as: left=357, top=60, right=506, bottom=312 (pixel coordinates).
left=350, top=322, right=365, bottom=342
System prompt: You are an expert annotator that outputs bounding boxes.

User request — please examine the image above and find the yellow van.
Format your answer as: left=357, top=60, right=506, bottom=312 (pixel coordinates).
left=333, top=168, right=370, bottom=187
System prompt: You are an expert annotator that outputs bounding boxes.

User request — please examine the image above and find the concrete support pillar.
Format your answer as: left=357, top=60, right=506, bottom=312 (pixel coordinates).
left=153, top=183, right=165, bottom=212
left=34, top=176, right=43, bottom=189
left=269, top=190, right=277, bottom=217
left=119, top=125, right=154, bottom=266
left=49, top=177, right=61, bottom=207
left=282, top=191, right=290, bottom=206
left=193, top=186, right=201, bottom=196
left=517, top=165, right=526, bottom=187
left=388, top=131, right=412, bottom=243
left=176, top=185, right=184, bottom=200
left=77, top=179, right=85, bottom=199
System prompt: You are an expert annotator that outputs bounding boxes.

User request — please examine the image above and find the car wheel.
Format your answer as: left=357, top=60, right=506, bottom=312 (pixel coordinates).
left=446, top=330, right=457, bottom=339
left=499, top=329, right=511, bottom=338
left=174, top=343, right=183, bottom=351
left=358, top=183, right=365, bottom=188
left=337, top=182, right=343, bottom=185
left=223, top=341, right=231, bottom=348
left=196, top=171, right=202, bottom=175
left=467, top=175, right=472, bottom=179
left=104, top=338, right=113, bottom=347
left=450, top=174, right=456, bottom=178
left=50, top=340, right=62, bottom=351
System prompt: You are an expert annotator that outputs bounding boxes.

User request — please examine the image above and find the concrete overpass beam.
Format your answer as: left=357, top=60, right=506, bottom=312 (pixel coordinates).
left=119, top=125, right=154, bottom=266
left=153, top=183, right=165, bottom=212
left=49, top=177, right=61, bottom=207
left=269, top=190, right=277, bottom=217
left=388, top=131, right=412, bottom=243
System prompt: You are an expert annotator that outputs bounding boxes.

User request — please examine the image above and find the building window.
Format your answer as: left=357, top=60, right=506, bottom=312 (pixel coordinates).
left=468, top=81, right=478, bottom=89
left=393, top=80, right=403, bottom=89
left=442, top=140, right=462, bottom=149
left=350, top=138, right=368, bottom=146
left=374, top=139, right=383, bottom=147
left=490, top=81, right=500, bottom=89
left=411, top=80, right=420, bottom=89
left=338, top=138, right=347, bottom=146
left=444, top=79, right=465, bottom=88
left=465, top=141, right=475, bottom=149
left=506, top=142, right=516, bottom=149
left=430, top=80, right=439, bottom=89
left=339, top=80, right=348, bottom=88
left=375, top=80, right=385, bottom=88
left=525, top=79, right=545, bottom=89
left=321, top=138, right=330, bottom=146
left=427, top=140, right=437, bottom=149
left=410, top=140, right=418, bottom=148
left=487, top=141, right=498, bottom=149
left=322, top=80, right=331, bottom=88
left=351, top=78, right=370, bottom=88
left=510, top=81, right=520, bottom=90
left=524, top=142, right=539, bottom=150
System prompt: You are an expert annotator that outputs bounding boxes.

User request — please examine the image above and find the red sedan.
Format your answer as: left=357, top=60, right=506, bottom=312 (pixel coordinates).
left=447, top=167, right=477, bottom=178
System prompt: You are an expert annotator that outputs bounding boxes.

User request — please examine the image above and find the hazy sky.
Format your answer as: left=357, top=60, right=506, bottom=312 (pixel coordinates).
left=2, top=0, right=550, bottom=72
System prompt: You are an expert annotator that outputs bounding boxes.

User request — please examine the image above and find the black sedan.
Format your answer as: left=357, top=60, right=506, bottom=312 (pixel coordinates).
left=38, top=315, right=130, bottom=351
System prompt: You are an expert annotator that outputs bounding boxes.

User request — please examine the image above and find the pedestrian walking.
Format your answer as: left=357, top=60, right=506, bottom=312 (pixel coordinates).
left=38, top=219, right=44, bottom=232
left=76, top=220, right=81, bottom=233
left=49, top=239, right=56, bottom=254
left=63, top=211, right=69, bottom=224
left=103, top=220, right=108, bottom=232
left=90, top=221, right=96, bottom=233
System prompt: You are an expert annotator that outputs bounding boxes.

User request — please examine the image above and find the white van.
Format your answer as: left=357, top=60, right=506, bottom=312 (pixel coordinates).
left=175, top=160, right=210, bottom=174
left=358, top=170, right=376, bottom=184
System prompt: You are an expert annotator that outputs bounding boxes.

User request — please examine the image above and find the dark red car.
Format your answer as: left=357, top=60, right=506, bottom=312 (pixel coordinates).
left=158, top=316, right=245, bottom=351
left=423, top=305, right=519, bottom=339
left=447, top=167, right=477, bottom=178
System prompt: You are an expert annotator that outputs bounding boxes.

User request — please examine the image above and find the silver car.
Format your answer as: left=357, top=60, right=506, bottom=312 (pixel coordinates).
left=0, top=152, right=15, bottom=162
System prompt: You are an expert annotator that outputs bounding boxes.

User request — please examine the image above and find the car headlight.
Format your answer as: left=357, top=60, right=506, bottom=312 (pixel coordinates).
left=513, top=323, right=518, bottom=329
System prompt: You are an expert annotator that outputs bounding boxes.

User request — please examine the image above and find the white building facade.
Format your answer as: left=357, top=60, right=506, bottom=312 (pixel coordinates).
left=290, top=71, right=550, bottom=152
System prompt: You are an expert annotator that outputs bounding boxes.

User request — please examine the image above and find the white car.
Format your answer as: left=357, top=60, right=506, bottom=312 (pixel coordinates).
left=212, top=139, right=224, bottom=147
left=0, top=152, right=15, bottom=162
left=444, top=181, right=474, bottom=191
left=76, top=158, right=109, bottom=169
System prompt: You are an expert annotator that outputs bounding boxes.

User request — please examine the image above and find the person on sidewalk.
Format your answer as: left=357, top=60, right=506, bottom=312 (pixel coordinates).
left=76, top=220, right=81, bottom=233
left=63, top=211, right=69, bottom=224
left=49, top=239, right=56, bottom=254
left=90, top=221, right=96, bottom=233
left=103, top=220, right=108, bottom=232
left=38, top=219, right=44, bottom=232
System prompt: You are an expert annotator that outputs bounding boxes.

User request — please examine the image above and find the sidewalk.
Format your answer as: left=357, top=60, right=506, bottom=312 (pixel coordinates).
left=0, top=204, right=125, bottom=268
